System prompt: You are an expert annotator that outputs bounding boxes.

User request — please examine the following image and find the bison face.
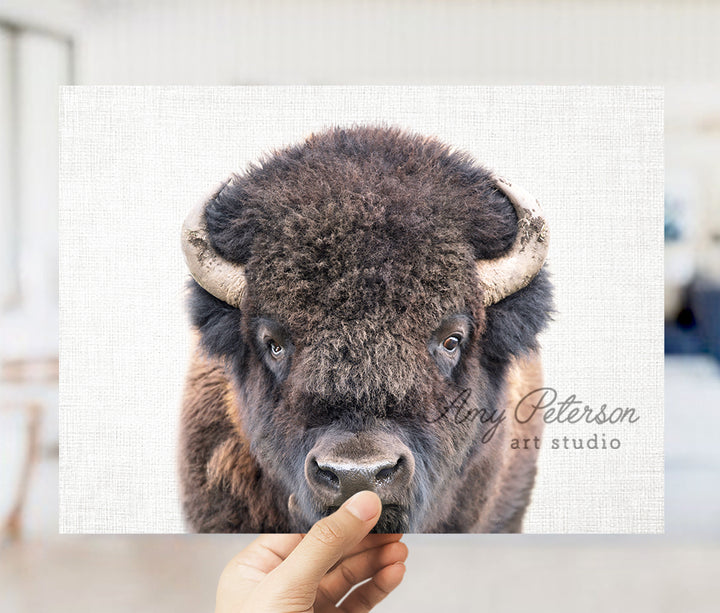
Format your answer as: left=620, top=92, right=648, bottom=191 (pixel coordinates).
left=183, top=127, right=552, bottom=532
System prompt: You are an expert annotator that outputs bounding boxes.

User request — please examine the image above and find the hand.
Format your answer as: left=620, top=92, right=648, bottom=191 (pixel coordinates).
left=215, top=491, right=407, bottom=612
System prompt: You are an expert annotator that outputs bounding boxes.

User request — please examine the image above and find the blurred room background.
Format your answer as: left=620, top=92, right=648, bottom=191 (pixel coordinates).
left=1, top=0, right=719, bottom=611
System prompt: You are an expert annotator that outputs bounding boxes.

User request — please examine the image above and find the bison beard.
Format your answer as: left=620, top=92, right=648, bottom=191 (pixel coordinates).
left=179, top=126, right=553, bottom=533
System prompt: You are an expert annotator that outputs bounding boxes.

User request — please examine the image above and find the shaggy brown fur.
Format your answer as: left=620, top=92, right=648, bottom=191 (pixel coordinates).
left=179, top=341, right=292, bottom=531
left=179, top=126, right=553, bottom=533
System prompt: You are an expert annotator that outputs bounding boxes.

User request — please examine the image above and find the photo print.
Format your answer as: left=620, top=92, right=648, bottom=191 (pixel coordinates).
left=59, top=86, right=663, bottom=533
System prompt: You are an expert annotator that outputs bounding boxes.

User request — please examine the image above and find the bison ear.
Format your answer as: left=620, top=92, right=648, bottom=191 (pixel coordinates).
left=465, top=181, right=519, bottom=261
left=182, top=177, right=260, bottom=309
left=480, top=266, right=554, bottom=362
left=204, top=177, right=261, bottom=265
left=187, top=279, right=246, bottom=362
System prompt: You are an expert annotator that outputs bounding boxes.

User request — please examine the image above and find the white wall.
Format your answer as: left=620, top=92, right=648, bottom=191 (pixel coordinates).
left=0, top=0, right=85, bottom=36
left=75, top=0, right=720, bottom=86
left=0, top=27, right=16, bottom=308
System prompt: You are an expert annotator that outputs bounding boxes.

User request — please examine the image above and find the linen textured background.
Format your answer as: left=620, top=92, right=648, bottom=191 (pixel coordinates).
left=59, top=86, right=663, bottom=533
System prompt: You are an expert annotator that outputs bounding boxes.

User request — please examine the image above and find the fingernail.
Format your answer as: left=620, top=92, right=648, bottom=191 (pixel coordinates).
left=344, top=491, right=380, bottom=521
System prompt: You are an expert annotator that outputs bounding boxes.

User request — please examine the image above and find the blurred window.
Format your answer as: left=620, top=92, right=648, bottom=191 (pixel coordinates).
left=0, top=19, right=72, bottom=314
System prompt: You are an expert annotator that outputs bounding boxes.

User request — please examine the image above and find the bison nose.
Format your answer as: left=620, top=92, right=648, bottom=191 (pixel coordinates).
left=306, top=453, right=413, bottom=504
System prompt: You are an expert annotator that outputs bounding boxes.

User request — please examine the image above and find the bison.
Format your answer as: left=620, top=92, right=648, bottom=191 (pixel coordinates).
left=179, top=126, right=552, bottom=533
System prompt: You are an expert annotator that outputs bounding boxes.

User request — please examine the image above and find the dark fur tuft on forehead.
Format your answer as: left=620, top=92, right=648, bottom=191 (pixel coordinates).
left=204, top=126, right=517, bottom=265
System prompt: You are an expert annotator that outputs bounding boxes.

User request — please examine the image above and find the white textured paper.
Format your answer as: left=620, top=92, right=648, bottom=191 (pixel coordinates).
left=59, top=86, right=663, bottom=533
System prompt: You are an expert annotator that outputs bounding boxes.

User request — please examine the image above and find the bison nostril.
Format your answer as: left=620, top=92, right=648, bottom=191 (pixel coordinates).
left=375, top=457, right=403, bottom=483
left=312, top=459, right=340, bottom=488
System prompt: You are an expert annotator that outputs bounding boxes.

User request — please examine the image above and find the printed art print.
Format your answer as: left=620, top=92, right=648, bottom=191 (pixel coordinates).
left=59, top=86, right=664, bottom=534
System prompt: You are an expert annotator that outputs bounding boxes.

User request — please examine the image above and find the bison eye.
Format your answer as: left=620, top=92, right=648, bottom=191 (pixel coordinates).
left=442, top=334, right=462, bottom=353
left=267, top=339, right=285, bottom=359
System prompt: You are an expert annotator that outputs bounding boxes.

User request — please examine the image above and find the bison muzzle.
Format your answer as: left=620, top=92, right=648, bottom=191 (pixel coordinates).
left=179, top=126, right=553, bottom=533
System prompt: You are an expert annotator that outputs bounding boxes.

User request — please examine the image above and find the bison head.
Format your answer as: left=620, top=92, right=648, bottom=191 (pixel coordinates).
left=181, top=126, right=552, bottom=532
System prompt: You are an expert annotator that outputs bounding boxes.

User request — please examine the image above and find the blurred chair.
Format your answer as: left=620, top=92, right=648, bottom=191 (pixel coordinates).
left=0, top=355, right=57, bottom=541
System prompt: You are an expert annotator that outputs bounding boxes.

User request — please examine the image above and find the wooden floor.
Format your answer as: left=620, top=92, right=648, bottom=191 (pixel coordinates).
left=1, top=535, right=719, bottom=612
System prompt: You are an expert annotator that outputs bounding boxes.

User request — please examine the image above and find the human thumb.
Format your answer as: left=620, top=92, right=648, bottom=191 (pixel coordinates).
left=265, top=491, right=382, bottom=597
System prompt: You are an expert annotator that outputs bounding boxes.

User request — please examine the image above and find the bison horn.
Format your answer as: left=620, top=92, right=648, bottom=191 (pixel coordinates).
left=477, top=178, right=549, bottom=306
left=181, top=179, right=247, bottom=308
